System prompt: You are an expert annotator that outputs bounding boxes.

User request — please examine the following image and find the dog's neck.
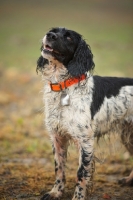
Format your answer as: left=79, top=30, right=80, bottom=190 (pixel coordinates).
left=42, top=58, right=70, bottom=83
left=41, top=57, right=90, bottom=87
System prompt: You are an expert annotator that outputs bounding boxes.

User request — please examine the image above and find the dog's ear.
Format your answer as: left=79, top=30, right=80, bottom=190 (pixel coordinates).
left=36, top=56, right=48, bottom=73
left=67, top=39, right=95, bottom=77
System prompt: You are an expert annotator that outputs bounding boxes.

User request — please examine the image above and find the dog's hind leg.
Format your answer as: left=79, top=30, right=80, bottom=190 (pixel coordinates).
left=72, top=134, right=95, bottom=200
left=41, top=134, right=69, bottom=200
left=119, top=121, right=133, bottom=186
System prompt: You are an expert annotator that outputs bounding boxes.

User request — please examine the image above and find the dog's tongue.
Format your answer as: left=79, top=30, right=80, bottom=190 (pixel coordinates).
left=45, top=45, right=53, bottom=52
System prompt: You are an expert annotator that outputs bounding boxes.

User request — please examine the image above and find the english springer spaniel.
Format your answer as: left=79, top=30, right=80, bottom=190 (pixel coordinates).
left=37, top=27, right=133, bottom=200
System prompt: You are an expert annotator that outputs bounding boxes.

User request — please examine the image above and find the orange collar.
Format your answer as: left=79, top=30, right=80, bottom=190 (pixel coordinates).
left=50, top=74, right=86, bottom=92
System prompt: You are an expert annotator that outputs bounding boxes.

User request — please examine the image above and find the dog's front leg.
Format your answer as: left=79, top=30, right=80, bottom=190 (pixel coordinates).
left=41, top=134, right=68, bottom=200
left=72, top=135, right=95, bottom=200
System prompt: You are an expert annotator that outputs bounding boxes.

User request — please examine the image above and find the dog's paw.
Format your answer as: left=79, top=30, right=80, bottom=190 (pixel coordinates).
left=40, top=193, right=50, bottom=200
left=40, top=193, right=60, bottom=200
left=118, top=177, right=133, bottom=186
left=118, top=170, right=133, bottom=186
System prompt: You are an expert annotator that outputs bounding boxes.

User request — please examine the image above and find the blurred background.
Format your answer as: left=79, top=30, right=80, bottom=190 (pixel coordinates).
left=0, top=0, right=133, bottom=199
left=0, top=0, right=133, bottom=75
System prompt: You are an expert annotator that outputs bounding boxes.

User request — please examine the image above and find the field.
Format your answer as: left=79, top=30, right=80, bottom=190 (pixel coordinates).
left=0, top=0, right=133, bottom=199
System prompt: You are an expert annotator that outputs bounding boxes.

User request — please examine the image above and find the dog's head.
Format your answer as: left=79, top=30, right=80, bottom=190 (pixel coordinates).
left=37, top=27, right=95, bottom=77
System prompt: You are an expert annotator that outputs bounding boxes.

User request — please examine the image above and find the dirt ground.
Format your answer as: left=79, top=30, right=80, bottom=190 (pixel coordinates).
left=0, top=69, right=133, bottom=200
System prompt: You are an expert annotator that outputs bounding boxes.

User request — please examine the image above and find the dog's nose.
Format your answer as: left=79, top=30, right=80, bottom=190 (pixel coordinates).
left=46, top=32, right=58, bottom=40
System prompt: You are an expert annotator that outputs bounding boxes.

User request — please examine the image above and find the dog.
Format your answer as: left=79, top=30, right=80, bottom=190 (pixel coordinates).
left=37, top=27, right=133, bottom=200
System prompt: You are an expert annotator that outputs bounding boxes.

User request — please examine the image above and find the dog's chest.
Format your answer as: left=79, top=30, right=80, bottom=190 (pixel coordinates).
left=43, top=85, right=93, bottom=136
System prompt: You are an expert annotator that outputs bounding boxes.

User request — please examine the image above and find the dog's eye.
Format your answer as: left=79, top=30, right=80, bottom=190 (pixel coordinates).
left=64, top=32, right=72, bottom=41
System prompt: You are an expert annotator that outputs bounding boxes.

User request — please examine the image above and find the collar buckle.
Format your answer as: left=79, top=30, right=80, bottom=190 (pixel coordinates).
left=50, top=82, right=63, bottom=92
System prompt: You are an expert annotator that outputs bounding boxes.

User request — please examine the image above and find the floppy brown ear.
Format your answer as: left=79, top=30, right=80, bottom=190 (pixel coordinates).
left=66, top=39, right=95, bottom=77
left=36, top=56, right=48, bottom=73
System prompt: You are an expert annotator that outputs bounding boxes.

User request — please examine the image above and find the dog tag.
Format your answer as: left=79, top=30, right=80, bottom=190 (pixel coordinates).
left=60, top=92, right=70, bottom=106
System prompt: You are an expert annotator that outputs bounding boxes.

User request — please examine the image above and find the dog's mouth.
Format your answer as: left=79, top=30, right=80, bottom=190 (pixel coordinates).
left=42, top=44, right=64, bottom=56
left=45, top=44, right=53, bottom=52
left=43, top=44, right=61, bottom=55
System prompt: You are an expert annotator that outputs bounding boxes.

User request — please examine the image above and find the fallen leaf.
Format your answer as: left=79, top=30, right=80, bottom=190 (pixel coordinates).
left=102, top=193, right=111, bottom=199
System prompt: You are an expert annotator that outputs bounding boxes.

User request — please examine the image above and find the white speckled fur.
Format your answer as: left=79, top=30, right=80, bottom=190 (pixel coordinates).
left=92, top=86, right=133, bottom=136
